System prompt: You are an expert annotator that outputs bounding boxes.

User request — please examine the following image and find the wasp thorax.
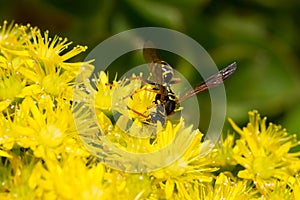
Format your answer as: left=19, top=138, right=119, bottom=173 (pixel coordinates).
left=160, top=61, right=174, bottom=84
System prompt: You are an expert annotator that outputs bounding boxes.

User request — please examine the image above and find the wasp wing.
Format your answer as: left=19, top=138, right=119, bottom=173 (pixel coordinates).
left=143, top=41, right=163, bottom=84
left=178, top=62, right=237, bottom=103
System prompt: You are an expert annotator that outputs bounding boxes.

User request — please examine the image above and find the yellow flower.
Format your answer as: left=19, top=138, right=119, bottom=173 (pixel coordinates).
left=94, top=71, right=118, bottom=110
left=266, top=180, right=293, bottom=200
left=0, top=147, right=37, bottom=200
left=74, top=70, right=218, bottom=198
left=0, top=20, right=89, bottom=156
left=0, top=21, right=27, bottom=52
left=211, top=133, right=238, bottom=167
left=19, top=27, right=89, bottom=99
left=289, top=175, right=300, bottom=200
left=127, top=84, right=157, bottom=122
left=2, top=20, right=300, bottom=199
left=0, top=94, right=87, bottom=160
left=204, top=173, right=258, bottom=199
left=24, top=26, right=88, bottom=69
left=150, top=127, right=217, bottom=199
left=0, top=110, right=18, bottom=150
left=75, top=72, right=156, bottom=153
left=0, top=21, right=89, bottom=103
left=229, top=110, right=300, bottom=195
left=0, top=21, right=28, bottom=110
left=102, top=172, right=152, bottom=199
left=0, top=75, right=23, bottom=101
left=29, top=155, right=106, bottom=200
left=20, top=96, right=87, bottom=158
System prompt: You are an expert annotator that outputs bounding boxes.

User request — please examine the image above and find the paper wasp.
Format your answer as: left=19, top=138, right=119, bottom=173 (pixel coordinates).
left=126, top=41, right=237, bottom=125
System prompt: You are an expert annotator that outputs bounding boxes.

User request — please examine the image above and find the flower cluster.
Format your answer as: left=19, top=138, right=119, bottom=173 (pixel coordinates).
left=0, top=21, right=299, bottom=199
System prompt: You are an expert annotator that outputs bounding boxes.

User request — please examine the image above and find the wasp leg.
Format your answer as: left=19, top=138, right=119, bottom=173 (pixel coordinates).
left=122, top=77, right=161, bottom=101
left=122, top=86, right=160, bottom=101
left=126, top=106, right=149, bottom=119
left=126, top=76, right=154, bottom=85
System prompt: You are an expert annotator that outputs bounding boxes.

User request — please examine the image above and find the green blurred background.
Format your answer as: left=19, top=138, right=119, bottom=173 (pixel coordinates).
left=1, top=0, right=300, bottom=134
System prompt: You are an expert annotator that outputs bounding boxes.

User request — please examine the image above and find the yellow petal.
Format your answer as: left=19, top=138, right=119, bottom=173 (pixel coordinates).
left=0, top=100, right=11, bottom=112
left=165, top=179, right=174, bottom=199
left=0, top=149, right=12, bottom=158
